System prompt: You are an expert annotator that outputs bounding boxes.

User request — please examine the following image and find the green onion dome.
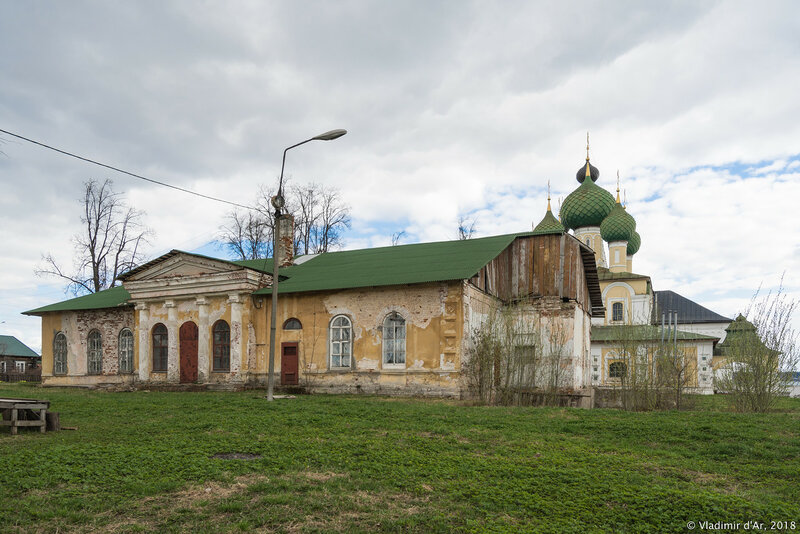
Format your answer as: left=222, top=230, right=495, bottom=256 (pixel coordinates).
left=532, top=203, right=565, bottom=235
left=561, top=163, right=616, bottom=230
left=627, top=230, right=641, bottom=255
left=600, top=201, right=636, bottom=242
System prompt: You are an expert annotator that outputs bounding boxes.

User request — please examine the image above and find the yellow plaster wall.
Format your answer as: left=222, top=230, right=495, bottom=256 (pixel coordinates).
left=598, top=344, right=699, bottom=387
left=263, top=282, right=464, bottom=395
left=599, top=278, right=650, bottom=325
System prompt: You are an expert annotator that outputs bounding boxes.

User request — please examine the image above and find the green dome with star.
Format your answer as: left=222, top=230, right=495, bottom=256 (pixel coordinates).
left=560, top=176, right=616, bottom=230
left=600, top=201, right=636, bottom=242
left=627, top=230, right=641, bottom=255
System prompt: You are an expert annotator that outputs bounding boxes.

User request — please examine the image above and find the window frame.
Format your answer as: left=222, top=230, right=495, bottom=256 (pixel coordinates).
left=611, top=301, right=624, bottom=323
left=609, top=361, right=626, bottom=379
left=382, top=312, right=406, bottom=368
left=329, top=315, right=352, bottom=369
left=152, top=323, right=168, bottom=372
left=118, top=328, right=134, bottom=374
left=87, top=330, right=103, bottom=375
left=283, top=318, right=302, bottom=330
left=212, top=320, right=231, bottom=372
left=15, top=361, right=26, bottom=373
left=53, top=332, right=68, bottom=375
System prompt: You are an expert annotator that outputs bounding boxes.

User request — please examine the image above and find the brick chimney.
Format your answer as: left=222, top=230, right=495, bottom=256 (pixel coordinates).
left=275, top=213, right=294, bottom=267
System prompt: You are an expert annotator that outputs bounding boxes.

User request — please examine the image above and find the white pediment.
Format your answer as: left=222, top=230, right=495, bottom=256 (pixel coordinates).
left=124, top=252, right=242, bottom=282
left=120, top=251, right=270, bottom=301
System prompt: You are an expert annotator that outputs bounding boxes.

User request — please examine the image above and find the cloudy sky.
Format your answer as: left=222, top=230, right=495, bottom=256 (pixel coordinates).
left=2, top=1, right=799, bottom=352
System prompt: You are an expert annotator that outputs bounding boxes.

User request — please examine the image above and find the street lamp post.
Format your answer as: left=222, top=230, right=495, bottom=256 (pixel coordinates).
left=266, top=129, right=347, bottom=401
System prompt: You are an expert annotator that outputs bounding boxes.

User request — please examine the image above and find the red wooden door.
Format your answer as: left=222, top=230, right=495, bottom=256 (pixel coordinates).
left=179, top=322, right=198, bottom=383
left=281, top=342, right=299, bottom=385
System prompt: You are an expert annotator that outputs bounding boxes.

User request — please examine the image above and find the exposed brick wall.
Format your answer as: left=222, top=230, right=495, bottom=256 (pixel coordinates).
left=74, top=307, right=135, bottom=376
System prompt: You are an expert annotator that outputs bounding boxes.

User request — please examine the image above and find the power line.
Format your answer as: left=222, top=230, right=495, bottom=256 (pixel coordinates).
left=0, top=128, right=256, bottom=211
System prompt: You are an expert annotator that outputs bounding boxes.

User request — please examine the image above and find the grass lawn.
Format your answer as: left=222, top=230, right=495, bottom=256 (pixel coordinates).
left=1, top=384, right=798, bottom=533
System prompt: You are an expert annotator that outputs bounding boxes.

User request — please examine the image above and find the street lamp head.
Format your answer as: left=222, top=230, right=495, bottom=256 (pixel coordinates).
left=270, top=194, right=285, bottom=211
left=312, top=129, right=347, bottom=141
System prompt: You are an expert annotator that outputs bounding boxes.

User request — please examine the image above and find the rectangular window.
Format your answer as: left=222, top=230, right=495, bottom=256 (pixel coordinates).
left=87, top=332, right=103, bottom=375
left=15, top=361, right=26, bottom=373
left=152, top=325, right=168, bottom=372
left=1, top=361, right=6, bottom=373
left=612, top=302, right=624, bottom=322
left=383, top=313, right=406, bottom=366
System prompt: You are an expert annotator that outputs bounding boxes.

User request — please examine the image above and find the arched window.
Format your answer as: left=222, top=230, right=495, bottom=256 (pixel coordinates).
left=87, top=330, right=103, bottom=375
left=152, top=324, right=168, bottom=372
left=53, top=332, right=68, bottom=375
left=612, top=302, right=624, bottom=322
left=283, top=318, right=302, bottom=330
left=609, top=361, right=626, bottom=379
left=383, top=312, right=406, bottom=367
left=213, top=320, right=230, bottom=371
left=329, top=315, right=352, bottom=368
left=119, top=328, right=134, bottom=374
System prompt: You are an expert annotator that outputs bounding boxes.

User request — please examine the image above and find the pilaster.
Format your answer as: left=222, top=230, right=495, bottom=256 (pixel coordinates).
left=136, top=303, right=150, bottom=381
left=165, top=300, right=179, bottom=382
left=196, top=297, right=209, bottom=382
left=229, top=293, right=243, bottom=379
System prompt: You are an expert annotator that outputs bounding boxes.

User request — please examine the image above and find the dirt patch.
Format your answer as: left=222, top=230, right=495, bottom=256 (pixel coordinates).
left=641, top=463, right=738, bottom=494
left=95, top=474, right=270, bottom=532
left=301, top=471, right=347, bottom=482
left=153, top=474, right=268, bottom=508
left=211, top=452, right=262, bottom=460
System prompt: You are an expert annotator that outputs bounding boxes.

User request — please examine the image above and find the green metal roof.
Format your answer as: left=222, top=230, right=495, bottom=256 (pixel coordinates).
left=25, top=232, right=605, bottom=313
left=23, top=285, right=132, bottom=316
left=560, top=178, right=616, bottom=230
left=254, top=233, right=524, bottom=295
left=627, top=230, right=641, bottom=256
left=600, top=202, right=636, bottom=243
left=592, top=325, right=719, bottom=342
left=532, top=209, right=565, bottom=235
left=0, top=335, right=40, bottom=358
left=24, top=234, right=526, bottom=311
left=716, top=314, right=772, bottom=355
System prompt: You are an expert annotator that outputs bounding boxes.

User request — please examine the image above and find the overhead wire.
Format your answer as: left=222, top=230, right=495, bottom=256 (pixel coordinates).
left=0, top=128, right=256, bottom=211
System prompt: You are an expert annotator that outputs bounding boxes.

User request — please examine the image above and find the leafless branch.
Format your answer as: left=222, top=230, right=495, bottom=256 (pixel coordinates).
left=35, top=179, right=153, bottom=295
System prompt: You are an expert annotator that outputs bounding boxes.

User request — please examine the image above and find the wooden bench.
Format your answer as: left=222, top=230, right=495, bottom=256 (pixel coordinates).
left=0, top=397, right=50, bottom=435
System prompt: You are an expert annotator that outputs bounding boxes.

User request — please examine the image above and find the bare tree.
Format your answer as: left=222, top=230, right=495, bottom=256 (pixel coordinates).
left=314, top=186, right=351, bottom=253
left=291, top=183, right=321, bottom=255
left=538, top=315, right=570, bottom=406
left=235, top=180, right=351, bottom=258
left=715, top=280, right=799, bottom=412
left=218, top=209, right=271, bottom=260
left=37, top=179, right=152, bottom=295
left=464, top=303, right=576, bottom=406
left=457, top=214, right=477, bottom=240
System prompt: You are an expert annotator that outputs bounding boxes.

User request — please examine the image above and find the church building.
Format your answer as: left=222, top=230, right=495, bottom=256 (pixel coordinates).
left=25, top=224, right=603, bottom=398
left=556, top=142, right=729, bottom=394
left=24, top=140, right=730, bottom=398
